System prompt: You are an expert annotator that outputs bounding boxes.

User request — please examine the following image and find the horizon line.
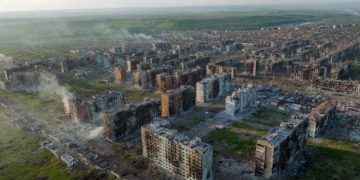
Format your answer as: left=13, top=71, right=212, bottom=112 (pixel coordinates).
left=0, top=2, right=359, bottom=13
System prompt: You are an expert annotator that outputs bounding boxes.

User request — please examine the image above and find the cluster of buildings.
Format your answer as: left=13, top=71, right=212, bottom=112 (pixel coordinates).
left=1, top=22, right=359, bottom=180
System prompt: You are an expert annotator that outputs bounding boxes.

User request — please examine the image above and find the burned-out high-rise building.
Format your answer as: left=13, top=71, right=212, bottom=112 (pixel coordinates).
left=91, top=92, right=127, bottom=125
left=161, top=86, right=196, bottom=118
left=102, top=98, right=161, bottom=141
left=255, top=114, right=309, bottom=178
left=225, top=84, right=257, bottom=116
left=308, top=100, right=336, bottom=137
left=114, top=65, right=127, bottom=84
left=142, top=121, right=213, bottom=180
left=63, top=94, right=90, bottom=124
left=196, top=74, right=232, bottom=104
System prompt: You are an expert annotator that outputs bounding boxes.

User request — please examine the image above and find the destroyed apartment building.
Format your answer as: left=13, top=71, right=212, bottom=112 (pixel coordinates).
left=196, top=74, right=232, bottom=104
left=63, top=94, right=91, bottom=124
left=308, top=100, right=337, bottom=137
left=255, top=114, right=309, bottom=178
left=134, top=66, right=172, bottom=89
left=290, top=63, right=320, bottom=81
left=0, top=65, right=49, bottom=93
left=91, top=92, right=127, bottom=125
left=156, top=67, right=206, bottom=92
left=161, top=86, right=196, bottom=118
left=312, top=78, right=360, bottom=94
left=141, top=121, right=213, bottom=180
left=102, top=98, right=161, bottom=141
left=63, top=92, right=126, bottom=124
left=113, top=65, right=127, bottom=84
left=225, top=84, right=257, bottom=116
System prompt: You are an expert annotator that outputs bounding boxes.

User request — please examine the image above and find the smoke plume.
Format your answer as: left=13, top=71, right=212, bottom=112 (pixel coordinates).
left=0, top=54, right=15, bottom=71
left=88, top=127, right=104, bottom=139
left=38, top=73, right=73, bottom=114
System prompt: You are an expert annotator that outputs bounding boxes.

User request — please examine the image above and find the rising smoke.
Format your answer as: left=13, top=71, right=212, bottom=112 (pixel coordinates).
left=38, top=72, right=73, bottom=114
left=0, top=54, right=15, bottom=71
left=88, top=127, right=104, bottom=139
left=344, top=8, right=360, bottom=16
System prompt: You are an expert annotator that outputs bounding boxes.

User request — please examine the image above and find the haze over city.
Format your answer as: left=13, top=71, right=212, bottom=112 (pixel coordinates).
left=0, top=0, right=359, bottom=11
left=0, top=0, right=359, bottom=180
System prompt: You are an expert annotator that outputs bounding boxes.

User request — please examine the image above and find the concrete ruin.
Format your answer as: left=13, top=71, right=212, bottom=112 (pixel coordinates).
left=196, top=74, right=232, bottom=104
left=161, top=86, right=196, bottom=118
left=142, top=121, right=213, bottom=180
left=63, top=94, right=90, bottom=124
left=0, top=65, right=47, bottom=93
left=113, top=65, right=127, bottom=84
left=291, top=64, right=319, bottom=81
left=156, top=67, right=206, bottom=93
left=102, top=98, right=161, bottom=141
left=225, top=84, right=257, bottom=116
left=308, top=100, right=337, bottom=137
left=134, top=66, right=171, bottom=90
left=312, top=78, right=360, bottom=94
left=91, top=92, right=127, bottom=125
left=255, top=114, right=309, bottom=178
left=156, top=73, right=175, bottom=92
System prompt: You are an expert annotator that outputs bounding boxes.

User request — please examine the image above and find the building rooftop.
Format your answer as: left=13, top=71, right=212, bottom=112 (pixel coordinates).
left=260, top=113, right=308, bottom=147
left=144, top=121, right=212, bottom=153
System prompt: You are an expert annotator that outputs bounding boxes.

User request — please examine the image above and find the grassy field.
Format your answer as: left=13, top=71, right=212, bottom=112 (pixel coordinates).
left=203, top=122, right=267, bottom=160
left=244, top=108, right=288, bottom=128
left=171, top=113, right=207, bottom=132
left=299, top=139, right=360, bottom=179
left=0, top=116, right=109, bottom=179
left=0, top=90, right=65, bottom=126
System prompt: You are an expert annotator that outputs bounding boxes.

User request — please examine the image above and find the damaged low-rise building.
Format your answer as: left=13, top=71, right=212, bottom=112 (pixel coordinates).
left=196, top=74, right=232, bottom=104
left=141, top=121, right=213, bottom=180
left=161, top=86, right=196, bottom=118
left=225, top=84, right=257, bottom=116
left=0, top=65, right=48, bottom=93
left=255, top=114, right=309, bottom=179
left=312, top=78, right=360, bottom=94
left=308, top=100, right=336, bottom=137
left=102, top=98, right=161, bottom=141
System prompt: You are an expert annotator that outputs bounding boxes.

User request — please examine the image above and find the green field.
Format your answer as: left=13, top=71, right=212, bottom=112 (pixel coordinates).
left=299, top=139, right=360, bottom=179
left=0, top=116, right=112, bottom=180
left=1, top=90, right=65, bottom=126
left=171, top=114, right=207, bottom=132
left=244, top=108, right=288, bottom=128
left=203, top=123, right=267, bottom=160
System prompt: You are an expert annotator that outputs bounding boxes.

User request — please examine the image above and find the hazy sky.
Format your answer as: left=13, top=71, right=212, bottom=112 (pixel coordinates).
left=0, top=0, right=358, bottom=12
